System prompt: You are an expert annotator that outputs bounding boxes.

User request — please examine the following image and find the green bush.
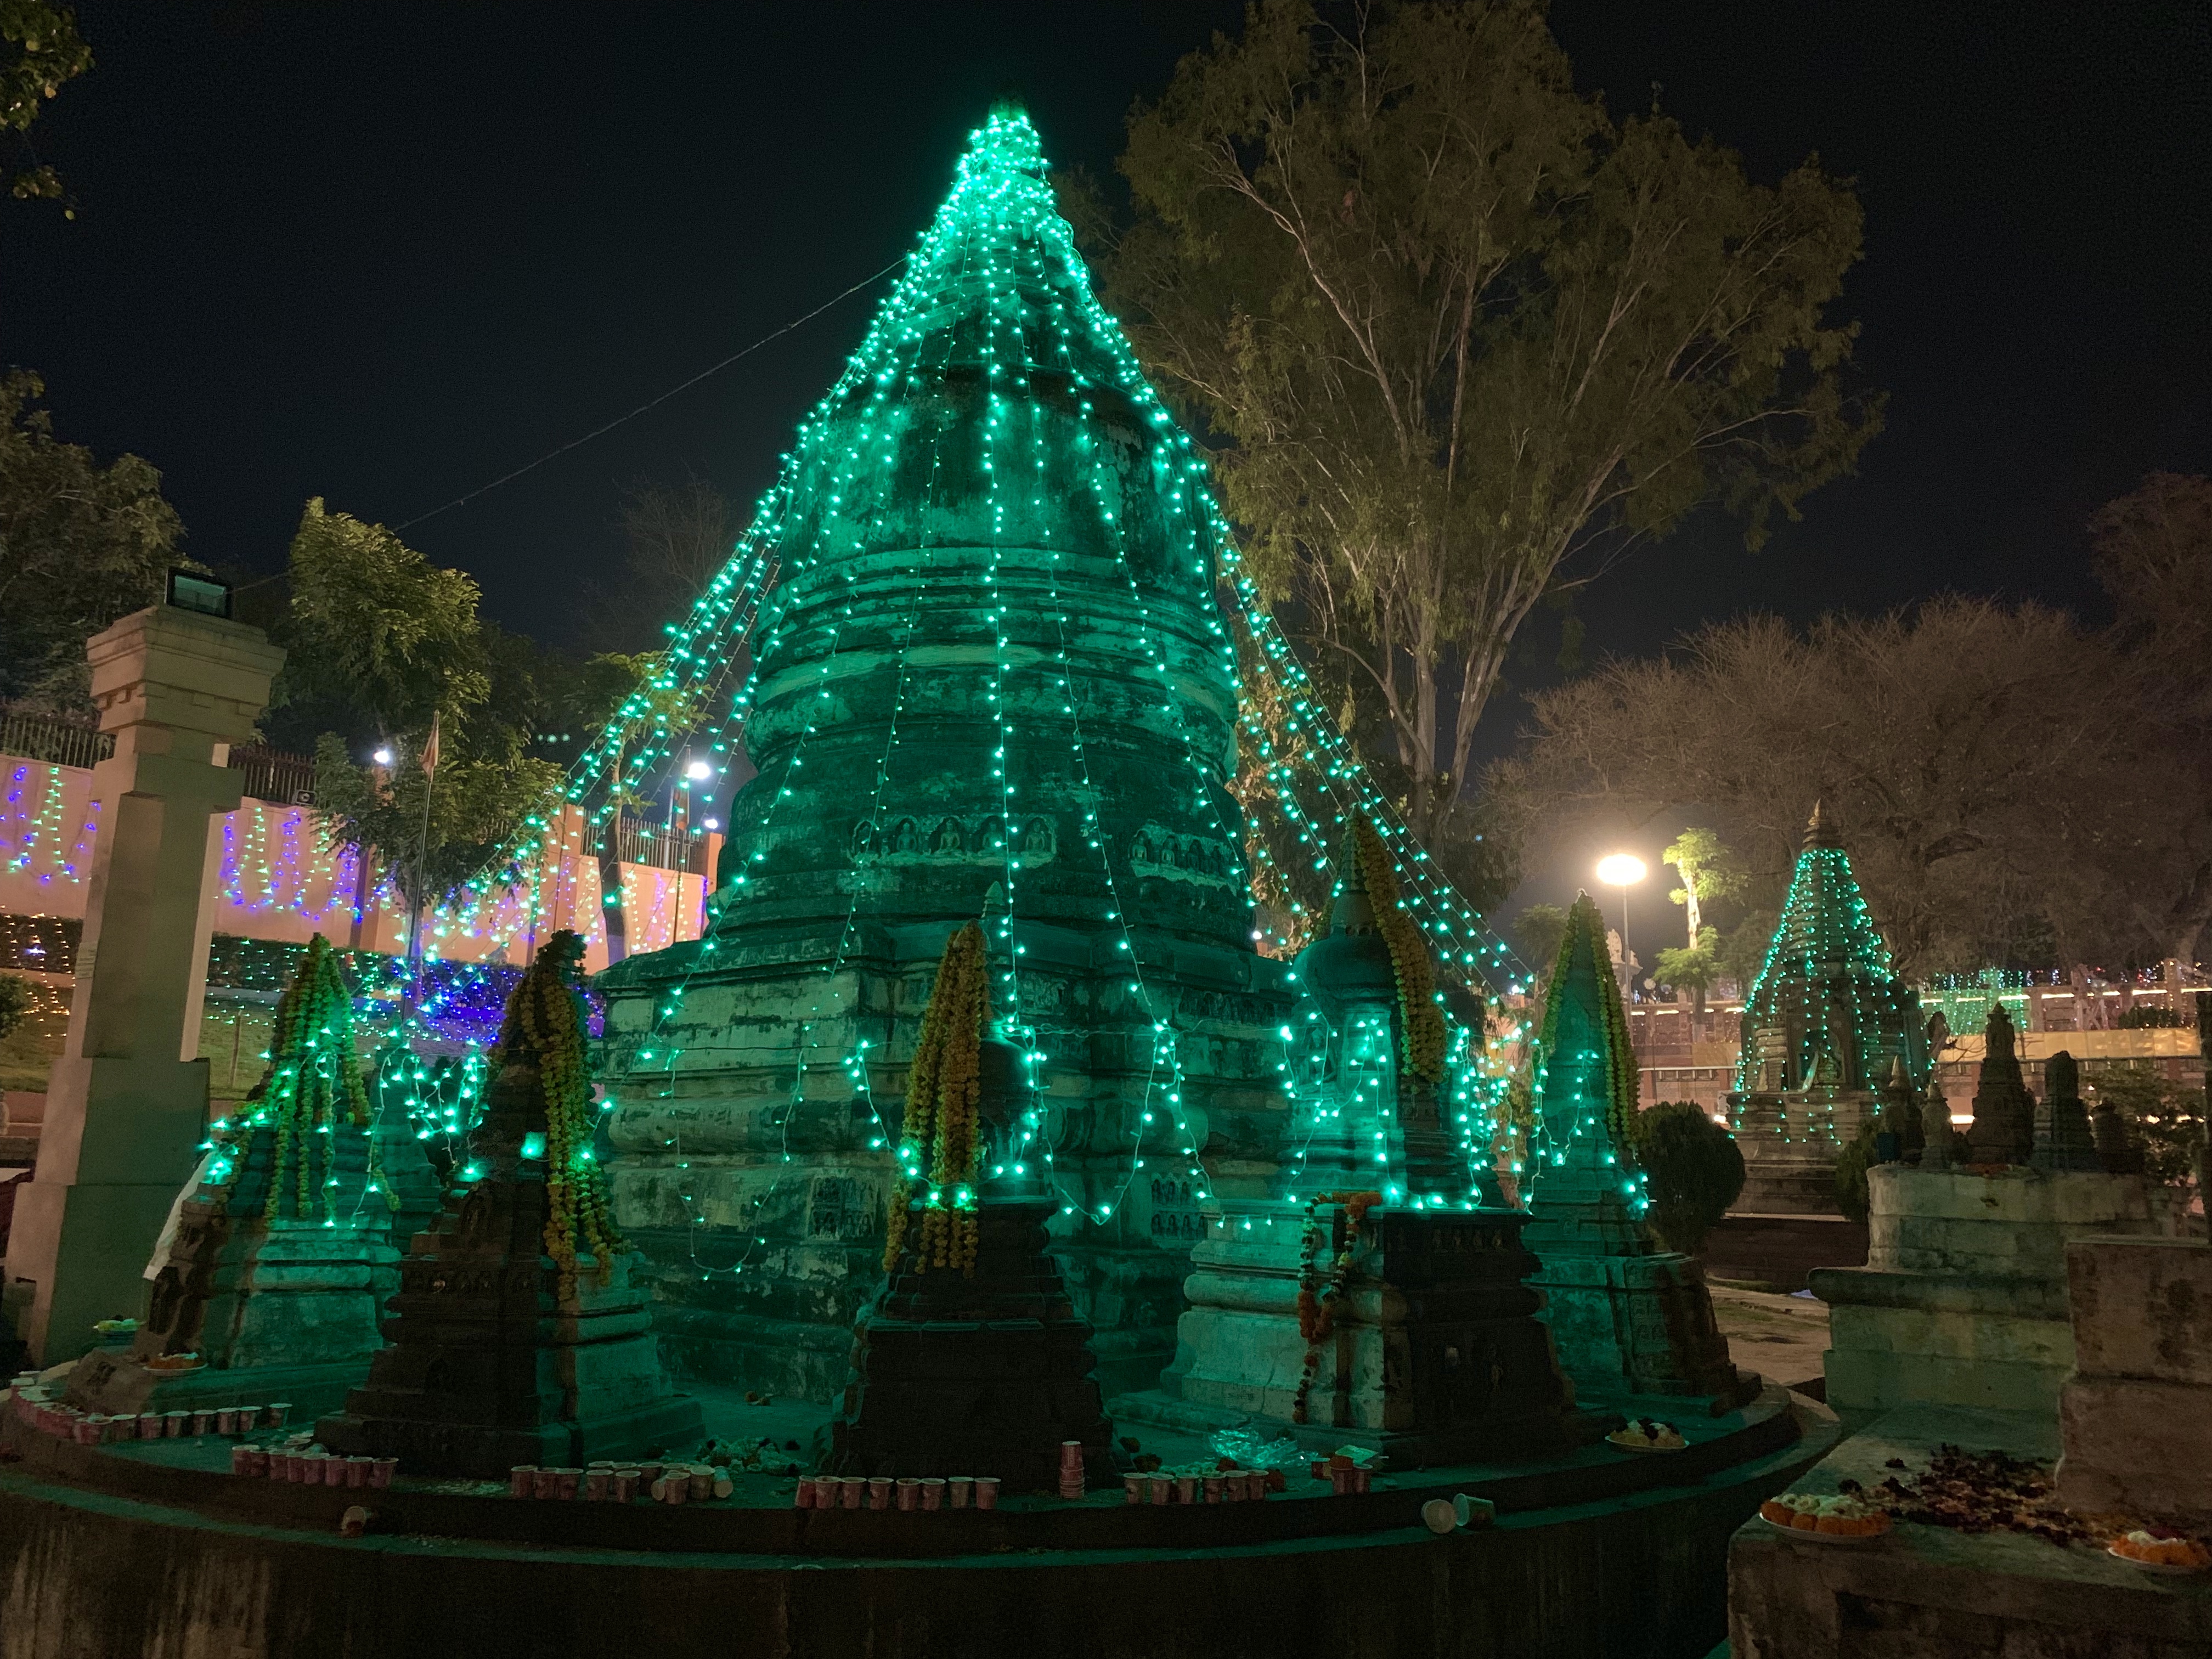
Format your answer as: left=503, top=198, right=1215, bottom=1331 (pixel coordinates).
left=1630, top=1102, right=1746, bottom=1255
left=0, top=974, right=27, bottom=1042
left=2090, top=1066, right=2208, bottom=1186
left=1833, top=1116, right=1878, bottom=1223
left=2115, top=1006, right=2186, bottom=1030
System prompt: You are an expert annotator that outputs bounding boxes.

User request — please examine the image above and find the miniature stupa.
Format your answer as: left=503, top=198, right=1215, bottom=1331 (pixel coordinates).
left=1726, top=805, right=1929, bottom=1211
left=1965, top=1002, right=2037, bottom=1165
left=67, top=934, right=439, bottom=1418
left=1522, top=895, right=1746, bottom=1403
left=1138, top=823, right=1581, bottom=1466
left=319, top=930, right=701, bottom=1476
left=594, top=104, right=1295, bottom=1401
left=2030, top=1050, right=2100, bottom=1172
left=823, top=923, right=1116, bottom=1490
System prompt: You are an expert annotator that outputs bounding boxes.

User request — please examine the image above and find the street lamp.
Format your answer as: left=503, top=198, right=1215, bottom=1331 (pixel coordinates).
left=1595, top=853, right=1647, bottom=972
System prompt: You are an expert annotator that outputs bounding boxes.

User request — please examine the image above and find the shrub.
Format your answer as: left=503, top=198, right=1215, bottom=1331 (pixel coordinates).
left=0, top=974, right=27, bottom=1042
left=1630, top=1102, right=1746, bottom=1255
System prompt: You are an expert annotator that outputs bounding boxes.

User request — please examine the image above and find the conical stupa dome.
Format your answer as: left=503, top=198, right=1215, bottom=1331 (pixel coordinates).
left=707, top=105, right=1249, bottom=951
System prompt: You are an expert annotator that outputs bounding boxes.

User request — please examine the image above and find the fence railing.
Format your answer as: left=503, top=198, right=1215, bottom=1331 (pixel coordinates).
left=607, top=816, right=712, bottom=876
left=0, top=711, right=111, bottom=770
left=3, top=710, right=317, bottom=806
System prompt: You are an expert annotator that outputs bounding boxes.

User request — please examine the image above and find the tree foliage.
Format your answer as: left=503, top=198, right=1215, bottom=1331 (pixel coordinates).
left=1664, top=827, right=1745, bottom=950
left=0, top=971, right=28, bottom=1041
left=1494, top=475, right=2212, bottom=978
left=0, top=370, right=186, bottom=710
left=1082, top=0, right=1878, bottom=840
left=1629, top=1101, right=1745, bottom=1255
left=1, top=1, right=92, bottom=208
left=582, top=472, right=740, bottom=652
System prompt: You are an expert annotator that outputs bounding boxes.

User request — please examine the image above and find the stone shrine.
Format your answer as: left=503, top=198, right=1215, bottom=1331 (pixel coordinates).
left=594, top=104, right=1294, bottom=1404
left=319, top=932, right=701, bottom=1476
left=1726, top=806, right=1929, bottom=1214
left=1132, top=829, right=1582, bottom=1465
left=1814, top=1005, right=2163, bottom=1416
left=1522, top=895, right=1747, bottom=1404
left=67, top=935, right=440, bottom=1418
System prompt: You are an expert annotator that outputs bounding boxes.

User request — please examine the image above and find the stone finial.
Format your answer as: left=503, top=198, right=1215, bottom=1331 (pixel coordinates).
left=1882, top=1054, right=1923, bottom=1159
left=1802, top=799, right=1843, bottom=850
left=1920, top=1081, right=1954, bottom=1169
left=1966, top=1002, right=2036, bottom=1166
left=2032, top=1049, right=2101, bottom=1173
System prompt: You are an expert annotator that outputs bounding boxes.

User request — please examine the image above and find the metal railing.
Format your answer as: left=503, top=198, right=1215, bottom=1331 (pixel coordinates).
left=607, top=815, right=712, bottom=876
left=227, top=747, right=317, bottom=806
left=0, top=710, right=111, bottom=770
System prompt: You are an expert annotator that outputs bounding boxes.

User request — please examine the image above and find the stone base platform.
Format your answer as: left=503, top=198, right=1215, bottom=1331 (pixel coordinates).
left=1728, top=1404, right=2212, bottom=1659
left=63, top=1350, right=368, bottom=1421
left=0, top=1383, right=1830, bottom=1659
left=1705, top=1214, right=1869, bottom=1293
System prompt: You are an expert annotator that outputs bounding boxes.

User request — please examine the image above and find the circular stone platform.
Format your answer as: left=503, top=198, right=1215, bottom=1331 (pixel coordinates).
left=0, top=1384, right=1833, bottom=1659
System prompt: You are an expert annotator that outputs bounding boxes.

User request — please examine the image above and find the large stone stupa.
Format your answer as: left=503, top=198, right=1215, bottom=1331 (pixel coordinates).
left=595, top=106, right=1295, bottom=1401
left=1726, top=805, right=1929, bottom=1212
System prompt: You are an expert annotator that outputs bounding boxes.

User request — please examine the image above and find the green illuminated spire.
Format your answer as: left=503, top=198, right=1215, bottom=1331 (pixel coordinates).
left=1735, top=806, right=1926, bottom=1096
left=1523, top=893, right=1645, bottom=1249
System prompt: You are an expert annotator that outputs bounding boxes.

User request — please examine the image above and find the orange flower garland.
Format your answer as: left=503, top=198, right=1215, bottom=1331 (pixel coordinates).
left=884, top=921, right=989, bottom=1276
left=493, top=930, right=627, bottom=1303
left=1351, top=819, right=1447, bottom=1084
left=1290, top=1188, right=1383, bottom=1424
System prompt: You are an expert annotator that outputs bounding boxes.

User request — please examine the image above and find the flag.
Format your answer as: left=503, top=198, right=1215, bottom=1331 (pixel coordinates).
left=419, top=710, right=442, bottom=780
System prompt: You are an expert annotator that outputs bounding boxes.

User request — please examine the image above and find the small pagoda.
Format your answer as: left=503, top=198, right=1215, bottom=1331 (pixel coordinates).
left=318, top=931, right=701, bottom=1476
left=67, top=935, right=439, bottom=1418
left=1138, top=825, right=1582, bottom=1465
left=1726, top=805, right=1929, bottom=1212
left=1522, top=894, right=1746, bottom=1403
left=823, top=923, right=1116, bottom=1491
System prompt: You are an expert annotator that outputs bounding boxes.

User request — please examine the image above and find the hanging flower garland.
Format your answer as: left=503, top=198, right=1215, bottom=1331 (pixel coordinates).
left=492, top=929, right=627, bottom=1302
left=884, top=921, right=988, bottom=1277
left=1351, top=818, right=1446, bottom=1084
left=254, top=933, right=373, bottom=1222
left=1290, top=1188, right=1383, bottom=1424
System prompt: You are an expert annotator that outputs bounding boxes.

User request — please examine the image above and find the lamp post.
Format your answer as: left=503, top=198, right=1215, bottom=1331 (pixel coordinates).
left=1595, top=853, right=1647, bottom=983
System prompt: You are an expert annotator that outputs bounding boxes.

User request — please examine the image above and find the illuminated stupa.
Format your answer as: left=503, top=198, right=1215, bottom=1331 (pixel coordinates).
left=596, top=106, right=1294, bottom=1399
left=1726, top=805, right=1930, bottom=1212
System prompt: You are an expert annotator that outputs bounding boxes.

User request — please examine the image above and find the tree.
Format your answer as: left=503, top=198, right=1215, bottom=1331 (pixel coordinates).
left=1, top=2, right=93, bottom=209
left=1664, top=827, right=1744, bottom=950
left=1489, top=599, right=2115, bottom=979
left=583, top=472, right=739, bottom=652
left=1653, top=941, right=1719, bottom=1018
left=0, top=971, right=27, bottom=1041
left=1082, top=0, right=1877, bottom=842
left=1629, top=1101, right=1744, bottom=1255
left=1509, top=902, right=1570, bottom=977
left=313, top=733, right=560, bottom=915
left=2090, top=1066, right=2207, bottom=1193
left=276, top=498, right=492, bottom=750
left=0, top=371, right=185, bottom=710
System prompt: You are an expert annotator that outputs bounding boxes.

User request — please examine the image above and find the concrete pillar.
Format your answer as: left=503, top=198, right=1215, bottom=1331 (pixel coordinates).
left=6, top=602, right=283, bottom=1362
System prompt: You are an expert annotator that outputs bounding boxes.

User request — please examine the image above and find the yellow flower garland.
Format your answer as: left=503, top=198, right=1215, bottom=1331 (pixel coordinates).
left=493, top=930, right=627, bottom=1303
left=884, top=921, right=989, bottom=1276
left=1351, top=819, right=1447, bottom=1084
left=255, top=933, right=373, bottom=1222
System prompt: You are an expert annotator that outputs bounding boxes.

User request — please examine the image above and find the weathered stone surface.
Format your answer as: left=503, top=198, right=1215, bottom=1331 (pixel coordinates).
left=1813, top=1165, right=2159, bottom=1417
left=2055, top=1237, right=2212, bottom=1525
left=593, top=113, right=1295, bottom=1402
left=318, top=1056, right=701, bottom=1477
left=1150, top=1199, right=1579, bottom=1464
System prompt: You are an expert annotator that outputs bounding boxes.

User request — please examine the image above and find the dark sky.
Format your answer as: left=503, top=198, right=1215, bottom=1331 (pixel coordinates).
left=9, top=0, right=2209, bottom=680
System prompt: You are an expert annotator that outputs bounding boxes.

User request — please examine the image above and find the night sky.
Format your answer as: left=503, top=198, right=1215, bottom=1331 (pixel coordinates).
left=9, top=3, right=2209, bottom=749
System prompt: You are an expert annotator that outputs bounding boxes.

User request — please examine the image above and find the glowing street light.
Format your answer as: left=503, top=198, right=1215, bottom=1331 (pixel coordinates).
left=685, top=759, right=715, bottom=782
left=371, top=747, right=394, bottom=766
left=1595, top=853, right=1647, bottom=972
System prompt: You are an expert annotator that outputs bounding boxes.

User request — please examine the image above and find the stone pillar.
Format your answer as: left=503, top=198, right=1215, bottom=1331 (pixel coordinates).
left=5, top=602, right=283, bottom=1362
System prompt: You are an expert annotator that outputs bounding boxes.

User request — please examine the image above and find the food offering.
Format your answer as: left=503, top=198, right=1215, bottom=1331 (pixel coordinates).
left=1606, top=1418, right=1686, bottom=1453
left=1758, top=1491, right=1893, bottom=1540
left=2107, top=1530, right=2211, bottom=1574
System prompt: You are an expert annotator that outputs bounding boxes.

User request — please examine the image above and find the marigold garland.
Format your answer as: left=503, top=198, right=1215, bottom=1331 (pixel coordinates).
left=254, top=933, right=374, bottom=1223
left=491, top=930, right=627, bottom=1302
left=1536, top=894, right=1642, bottom=1155
left=1290, top=1189, right=1383, bottom=1425
left=1351, top=819, right=1446, bottom=1084
left=884, top=921, right=989, bottom=1276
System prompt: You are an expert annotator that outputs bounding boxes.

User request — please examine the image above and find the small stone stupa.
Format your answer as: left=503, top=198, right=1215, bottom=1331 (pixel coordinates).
left=67, top=934, right=439, bottom=1418
left=823, top=923, right=1116, bottom=1491
left=1725, top=806, right=1929, bottom=1212
left=1523, top=895, right=1747, bottom=1404
left=1966, top=1003, right=2036, bottom=1165
left=1138, top=824, right=1582, bottom=1465
left=318, top=931, right=700, bottom=1475
left=2030, top=1049, right=2100, bottom=1172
